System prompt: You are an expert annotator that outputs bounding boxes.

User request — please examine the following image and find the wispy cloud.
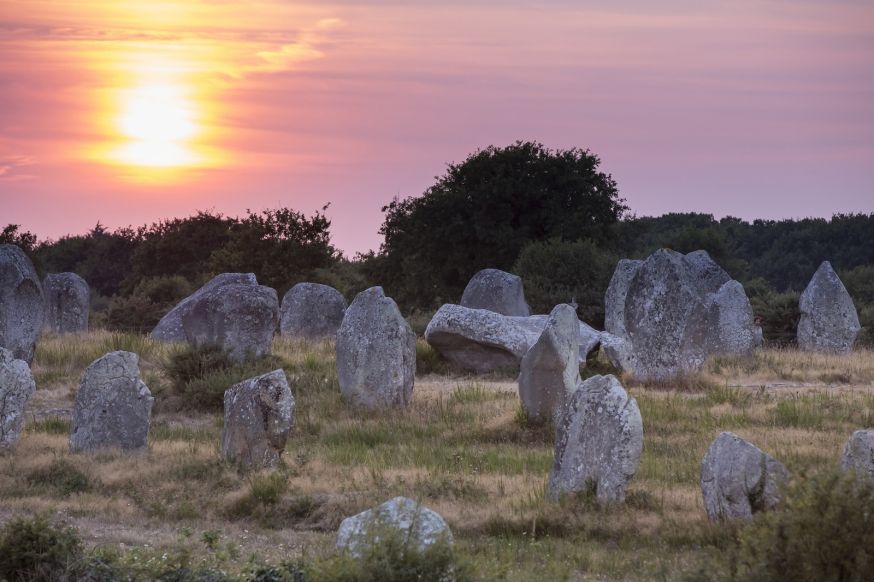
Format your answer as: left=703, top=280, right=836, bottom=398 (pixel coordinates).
left=0, top=155, right=37, bottom=181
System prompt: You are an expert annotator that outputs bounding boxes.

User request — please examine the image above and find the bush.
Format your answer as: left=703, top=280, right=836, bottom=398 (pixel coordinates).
left=746, top=278, right=800, bottom=346
left=0, top=515, right=84, bottom=581
left=105, top=275, right=193, bottom=332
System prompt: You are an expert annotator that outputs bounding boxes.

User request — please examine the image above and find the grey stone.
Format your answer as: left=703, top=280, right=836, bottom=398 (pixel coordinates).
left=0, top=347, right=36, bottom=449
left=700, top=432, right=788, bottom=521
left=684, top=249, right=732, bottom=293
left=798, top=261, right=860, bottom=354
left=460, top=268, right=530, bottom=316
left=151, top=273, right=258, bottom=342
left=336, top=496, right=453, bottom=558
left=841, top=430, right=874, bottom=480
left=518, top=304, right=581, bottom=423
left=604, top=259, right=641, bottom=338
left=182, top=283, right=279, bottom=362
left=69, top=351, right=154, bottom=453
left=701, top=280, right=760, bottom=356
left=548, top=374, right=643, bottom=503
left=222, top=369, right=294, bottom=469
left=43, top=273, right=89, bottom=334
left=280, top=283, right=347, bottom=339
left=336, top=287, right=416, bottom=409
left=0, top=244, right=43, bottom=364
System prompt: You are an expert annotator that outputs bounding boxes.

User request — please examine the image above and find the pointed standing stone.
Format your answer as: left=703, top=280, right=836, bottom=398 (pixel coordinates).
left=797, top=261, right=860, bottom=354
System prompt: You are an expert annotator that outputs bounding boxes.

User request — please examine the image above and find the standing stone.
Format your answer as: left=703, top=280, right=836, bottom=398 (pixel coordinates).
left=280, top=283, right=347, bottom=339
left=518, top=304, right=581, bottom=423
left=182, top=284, right=279, bottom=362
left=797, top=261, right=860, bottom=354
left=336, top=496, right=454, bottom=558
left=698, top=280, right=760, bottom=356
left=604, top=259, right=641, bottom=338
left=43, top=273, right=89, bottom=334
left=69, top=351, right=154, bottom=453
left=0, top=244, right=43, bottom=364
left=841, top=430, right=874, bottom=480
left=222, top=370, right=294, bottom=469
left=460, top=268, right=531, bottom=316
left=700, top=432, right=788, bottom=521
left=151, top=273, right=258, bottom=342
left=548, top=375, right=643, bottom=503
left=336, top=287, right=415, bottom=409
left=0, top=347, right=36, bottom=449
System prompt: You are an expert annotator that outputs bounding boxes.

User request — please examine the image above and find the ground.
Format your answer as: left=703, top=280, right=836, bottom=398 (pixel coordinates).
left=2, top=331, right=874, bottom=580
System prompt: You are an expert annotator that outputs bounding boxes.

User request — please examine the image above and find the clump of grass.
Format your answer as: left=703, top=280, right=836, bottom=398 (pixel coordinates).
left=416, top=339, right=449, bottom=376
left=226, top=472, right=289, bottom=521
left=449, top=382, right=491, bottom=404
left=26, top=416, right=71, bottom=435
left=26, top=458, right=93, bottom=497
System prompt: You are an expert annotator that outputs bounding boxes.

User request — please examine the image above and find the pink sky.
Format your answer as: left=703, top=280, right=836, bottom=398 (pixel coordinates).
left=2, top=1, right=873, bottom=254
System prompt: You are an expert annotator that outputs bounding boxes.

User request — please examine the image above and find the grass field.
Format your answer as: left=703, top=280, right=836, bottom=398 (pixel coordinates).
left=3, top=330, right=874, bottom=580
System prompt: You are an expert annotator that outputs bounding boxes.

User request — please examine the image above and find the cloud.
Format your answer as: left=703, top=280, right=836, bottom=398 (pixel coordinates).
left=0, top=155, right=37, bottom=181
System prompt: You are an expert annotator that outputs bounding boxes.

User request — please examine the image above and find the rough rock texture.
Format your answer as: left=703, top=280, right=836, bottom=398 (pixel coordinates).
left=700, top=432, right=788, bottom=521
left=605, top=249, right=758, bottom=380
left=841, top=430, right=874, bottom=480
left=279, top=283, right=347, bottom=339
left=182, top=284, right=279, bottom=362
left=548, top=375, right=643, bottom=503
left=0, top=244, right=43, bottom=364
left=151, top=273, right=258, bottom=342
left=797, top=261, right=860, bottom=354
left=460, top=268, right=531, bottom=316
left=336, top=497, right=454, bottom=558
left=604, top=259, right=641, bottom=338
left=0, top=347, right=36, bottom=448
left=336, top=287, right=416, bottom=409
left=425, top=304, right=602, bottom=373
left=69, top=351, right=154, bottom=453
left=43, top=273, right=89, bottom=334
left=222, top=370, right=294, bottom=469
left=518, top=304, right=581, bottom=423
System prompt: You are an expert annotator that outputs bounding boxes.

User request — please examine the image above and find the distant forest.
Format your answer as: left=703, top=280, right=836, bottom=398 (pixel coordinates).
left=4, top=142, right=873, bottom=345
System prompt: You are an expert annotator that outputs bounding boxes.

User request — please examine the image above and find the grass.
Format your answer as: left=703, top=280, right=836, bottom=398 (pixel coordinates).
left=3, top=331, right=874, bottom=579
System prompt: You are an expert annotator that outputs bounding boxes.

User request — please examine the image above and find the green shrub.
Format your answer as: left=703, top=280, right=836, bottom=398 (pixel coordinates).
left=0, top=515, right=84, bottom=581
left=105, top=275, right=193, bottom=332
left=746, top=279, right=800, bottom=346
left=27, top=458, right=92, bottom=497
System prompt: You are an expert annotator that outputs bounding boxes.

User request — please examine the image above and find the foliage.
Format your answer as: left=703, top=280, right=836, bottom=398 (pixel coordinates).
left=745, top=278, right=800, bottom=346
left=27, top=458, right=92, bottom=497
left=105, top=275, right=193, bottom=332
left=0, top=515, right=84, bottom=581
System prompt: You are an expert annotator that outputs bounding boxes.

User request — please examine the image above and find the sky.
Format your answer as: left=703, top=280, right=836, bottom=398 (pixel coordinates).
left=1, top=1, right=873, bottom=254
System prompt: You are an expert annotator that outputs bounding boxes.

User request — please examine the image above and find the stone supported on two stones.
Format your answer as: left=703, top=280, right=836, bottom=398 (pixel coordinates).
left=222, top=369, right=295, bottom=469
left=0, top=347, right=36, bottom=449
left=69, top=351, right=154, bottom=453
left=548, top=374, right=643, bottom=504
left=336, top=496, right=454, bottom=558
left=43, top=272, right=90, bottom=334
left=700, top=432, right=788, bottom=521
left=518, top=304, right=581, bottom=423
left=460, top=268, right=531, bottom=316
left=0, top=244, right=44, bottom=364
left=841, top=430, right=874, bottom=480
left=797, top=261, right=861, bottom=354
left=279, top=282, right=347, bottom=339
left=336, top=287, right=416, bottom=409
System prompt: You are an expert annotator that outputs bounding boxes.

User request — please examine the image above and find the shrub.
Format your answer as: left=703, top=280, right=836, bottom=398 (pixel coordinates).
left=746, top=279, right=800, bottom=346
left=0, top=515, right=84, bottom=581
left=27, top=458, right=92, bottom=496
left=105, top=275, right=193, bottom=332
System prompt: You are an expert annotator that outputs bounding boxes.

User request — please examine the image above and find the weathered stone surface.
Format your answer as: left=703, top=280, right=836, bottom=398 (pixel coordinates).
left=222, top=369, right=294, bottom=469
left=336, top=287, right=416, bottom=409
left=684, top=249, right=732, bottom=293
left=182, top=283, right=279, bottom=362
left=700, top=432, right=788, bottom=521
left=518, top=304, right=581, bottom=423
left=425, top=304, right=602, bottom=373
left=151, top=273, right=258, bottom=342
left=460, top=268, right=531, bottom=316
left=69, top=351, right=154, bottom=453
left=841, top=430, right=874, bottom=480
left=797, top=261, right=860, bottom=354
left=0, top=244, right=43, bottom=364
left=279, top=283, right=347, bottom=339
left=0, top=347, right=36, bottom=448
left=548, top=375, right=643, bottom=503
left=604, top=259, right=641, bottom=338
left=336, top=496, right=454, bottom=558
left=700, top=280, right=760, bottom=356
left=43, top=273, right=89, bottom=334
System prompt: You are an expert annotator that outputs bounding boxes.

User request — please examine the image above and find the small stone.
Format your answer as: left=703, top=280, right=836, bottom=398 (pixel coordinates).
left=797, top=261, right=860, bottom=354
left=0, top=244, right=43, bottom=364
left=841, top=430, right=874, bottom=480
left=279, top=282, right=347, bottom=339
left=460, top=268, right=530, bottom=316
left=0, top=347, right=36, bottom=449
left=43, top=272, right=89, bottom=334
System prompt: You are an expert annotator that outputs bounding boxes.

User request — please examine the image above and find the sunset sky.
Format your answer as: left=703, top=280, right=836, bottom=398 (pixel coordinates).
left=2, top=1, right=872, bottom=254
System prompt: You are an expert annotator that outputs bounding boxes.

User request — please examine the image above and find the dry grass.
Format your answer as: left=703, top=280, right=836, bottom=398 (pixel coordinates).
left=2, top=333, right=873, bottom=579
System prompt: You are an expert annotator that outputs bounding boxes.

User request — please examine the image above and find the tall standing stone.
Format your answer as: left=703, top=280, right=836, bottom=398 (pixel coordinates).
left=222, top=370, right=295, bottom=469
left=280, top=283, right=347, bottom=339
left=548, top=375, right=643, bottom=503
left=460, top=268, right=531, bottom=316
left=841, top=430, right=874, bottom=480
left=797, top=261, right=860, bottom=354
left=336, top=287, right=416, bottom=409
left=700, top=432, right=788, bottom=521
left=43, top=273, right=89, bottom=334
left=604, top=259, right=641, bottom=338
left=69, top=351, right=154, bottom=453
left=0, top=347, right=36, bottom=449
left=518, top=304, right=581, bottom=423
left=0, top=244, right=43, bottom=364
